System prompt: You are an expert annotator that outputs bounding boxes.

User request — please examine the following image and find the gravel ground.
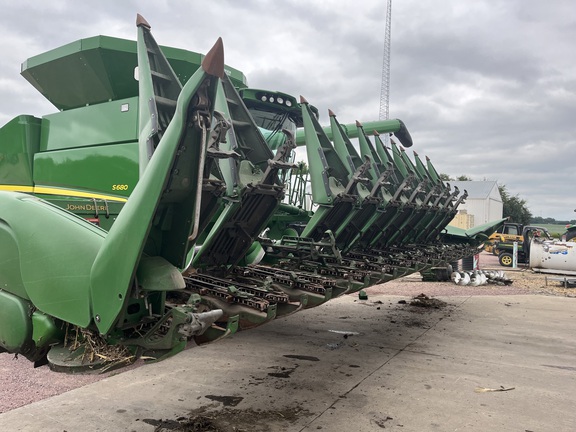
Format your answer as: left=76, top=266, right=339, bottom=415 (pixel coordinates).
left=1, top=252, right=574, bottom=414
left=369, top=252, right=576, bottom=298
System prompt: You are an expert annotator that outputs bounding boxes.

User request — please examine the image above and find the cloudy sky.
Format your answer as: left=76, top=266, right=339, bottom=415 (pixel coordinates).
left=1, top=0, right=574, bottom=220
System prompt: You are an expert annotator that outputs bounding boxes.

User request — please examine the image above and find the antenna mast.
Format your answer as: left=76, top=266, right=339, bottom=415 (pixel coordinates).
left=379, top=0, right=392, bottom=122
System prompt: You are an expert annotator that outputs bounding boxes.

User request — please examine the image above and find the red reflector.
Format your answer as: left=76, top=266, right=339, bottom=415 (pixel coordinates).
left=86, top=218, right=100, bottom=226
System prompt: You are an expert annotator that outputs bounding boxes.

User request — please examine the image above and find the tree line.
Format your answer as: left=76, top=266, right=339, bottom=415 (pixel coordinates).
left=531, top=216, right=576, bottom=226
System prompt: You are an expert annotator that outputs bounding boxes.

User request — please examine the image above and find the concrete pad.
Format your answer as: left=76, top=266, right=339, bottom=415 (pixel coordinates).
left=0, top=294, right=575, bottom=431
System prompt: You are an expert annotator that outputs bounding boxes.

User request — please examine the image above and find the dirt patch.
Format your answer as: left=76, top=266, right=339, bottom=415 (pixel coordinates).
left=408, top=293, right=447, bottom=309
left=141, top=404, right=312, bottom=432
left=392, top=294, right=452, bottom=329
left=283, top=354, right=320, bottom=362
left=204, top=395, right=244, bottom=407
left=267, top=365, right=298, bottom=378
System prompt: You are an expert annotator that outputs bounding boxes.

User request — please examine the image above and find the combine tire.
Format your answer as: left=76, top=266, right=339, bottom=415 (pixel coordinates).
left=499, top=252, right=513, bottom=267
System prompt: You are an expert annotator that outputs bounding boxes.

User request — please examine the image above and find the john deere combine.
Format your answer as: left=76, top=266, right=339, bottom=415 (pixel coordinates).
left=0, top=15, right=503, bottom=371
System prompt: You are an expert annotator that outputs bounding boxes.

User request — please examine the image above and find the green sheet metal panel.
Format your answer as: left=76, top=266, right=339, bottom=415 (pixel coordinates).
left=31, top=311, right=61, bottom=349
left=0, top=218, right=29, bottom=299
left=40, top=97, right=138, bottom=151
left=34, top=142, right=139, bottom=199
left=0, top=116, right=41, bottom=186
left=0, top=291, right=32, bottom=352
left=0, top=192, right=105, bottom=327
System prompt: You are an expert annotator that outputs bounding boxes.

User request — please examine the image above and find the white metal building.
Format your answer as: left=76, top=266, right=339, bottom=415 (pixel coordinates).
left=448, top=181, right=503, bottom=227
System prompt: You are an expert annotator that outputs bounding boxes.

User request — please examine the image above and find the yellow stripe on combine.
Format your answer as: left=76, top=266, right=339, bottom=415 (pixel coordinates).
left=0, top=185, right=128, bottom=203
left=0, top=185, right=34, bottom=193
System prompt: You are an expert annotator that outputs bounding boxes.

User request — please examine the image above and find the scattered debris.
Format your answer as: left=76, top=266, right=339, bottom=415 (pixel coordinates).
left=358, top=290, right=368, bottom=300
left=409, top=293, right=447, bottom=309
left=371, top=415, right=394, bottom=428
left=61, top=324, right=135, bottom=372
left=475, top=386, right=515, bottom=393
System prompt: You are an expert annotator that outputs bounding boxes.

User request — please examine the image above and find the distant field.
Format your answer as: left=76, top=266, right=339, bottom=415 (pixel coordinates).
left=531, top=223, right=569, bottom=235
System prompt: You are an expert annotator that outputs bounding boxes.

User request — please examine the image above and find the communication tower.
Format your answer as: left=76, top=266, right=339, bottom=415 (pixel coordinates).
left=379, top=0, right=392, bottom=122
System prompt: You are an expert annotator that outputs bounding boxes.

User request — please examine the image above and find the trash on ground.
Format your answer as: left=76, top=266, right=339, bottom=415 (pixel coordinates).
left=475, top=386, right=515, bottom=393
left=328, top=330, right=360, bottom=336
